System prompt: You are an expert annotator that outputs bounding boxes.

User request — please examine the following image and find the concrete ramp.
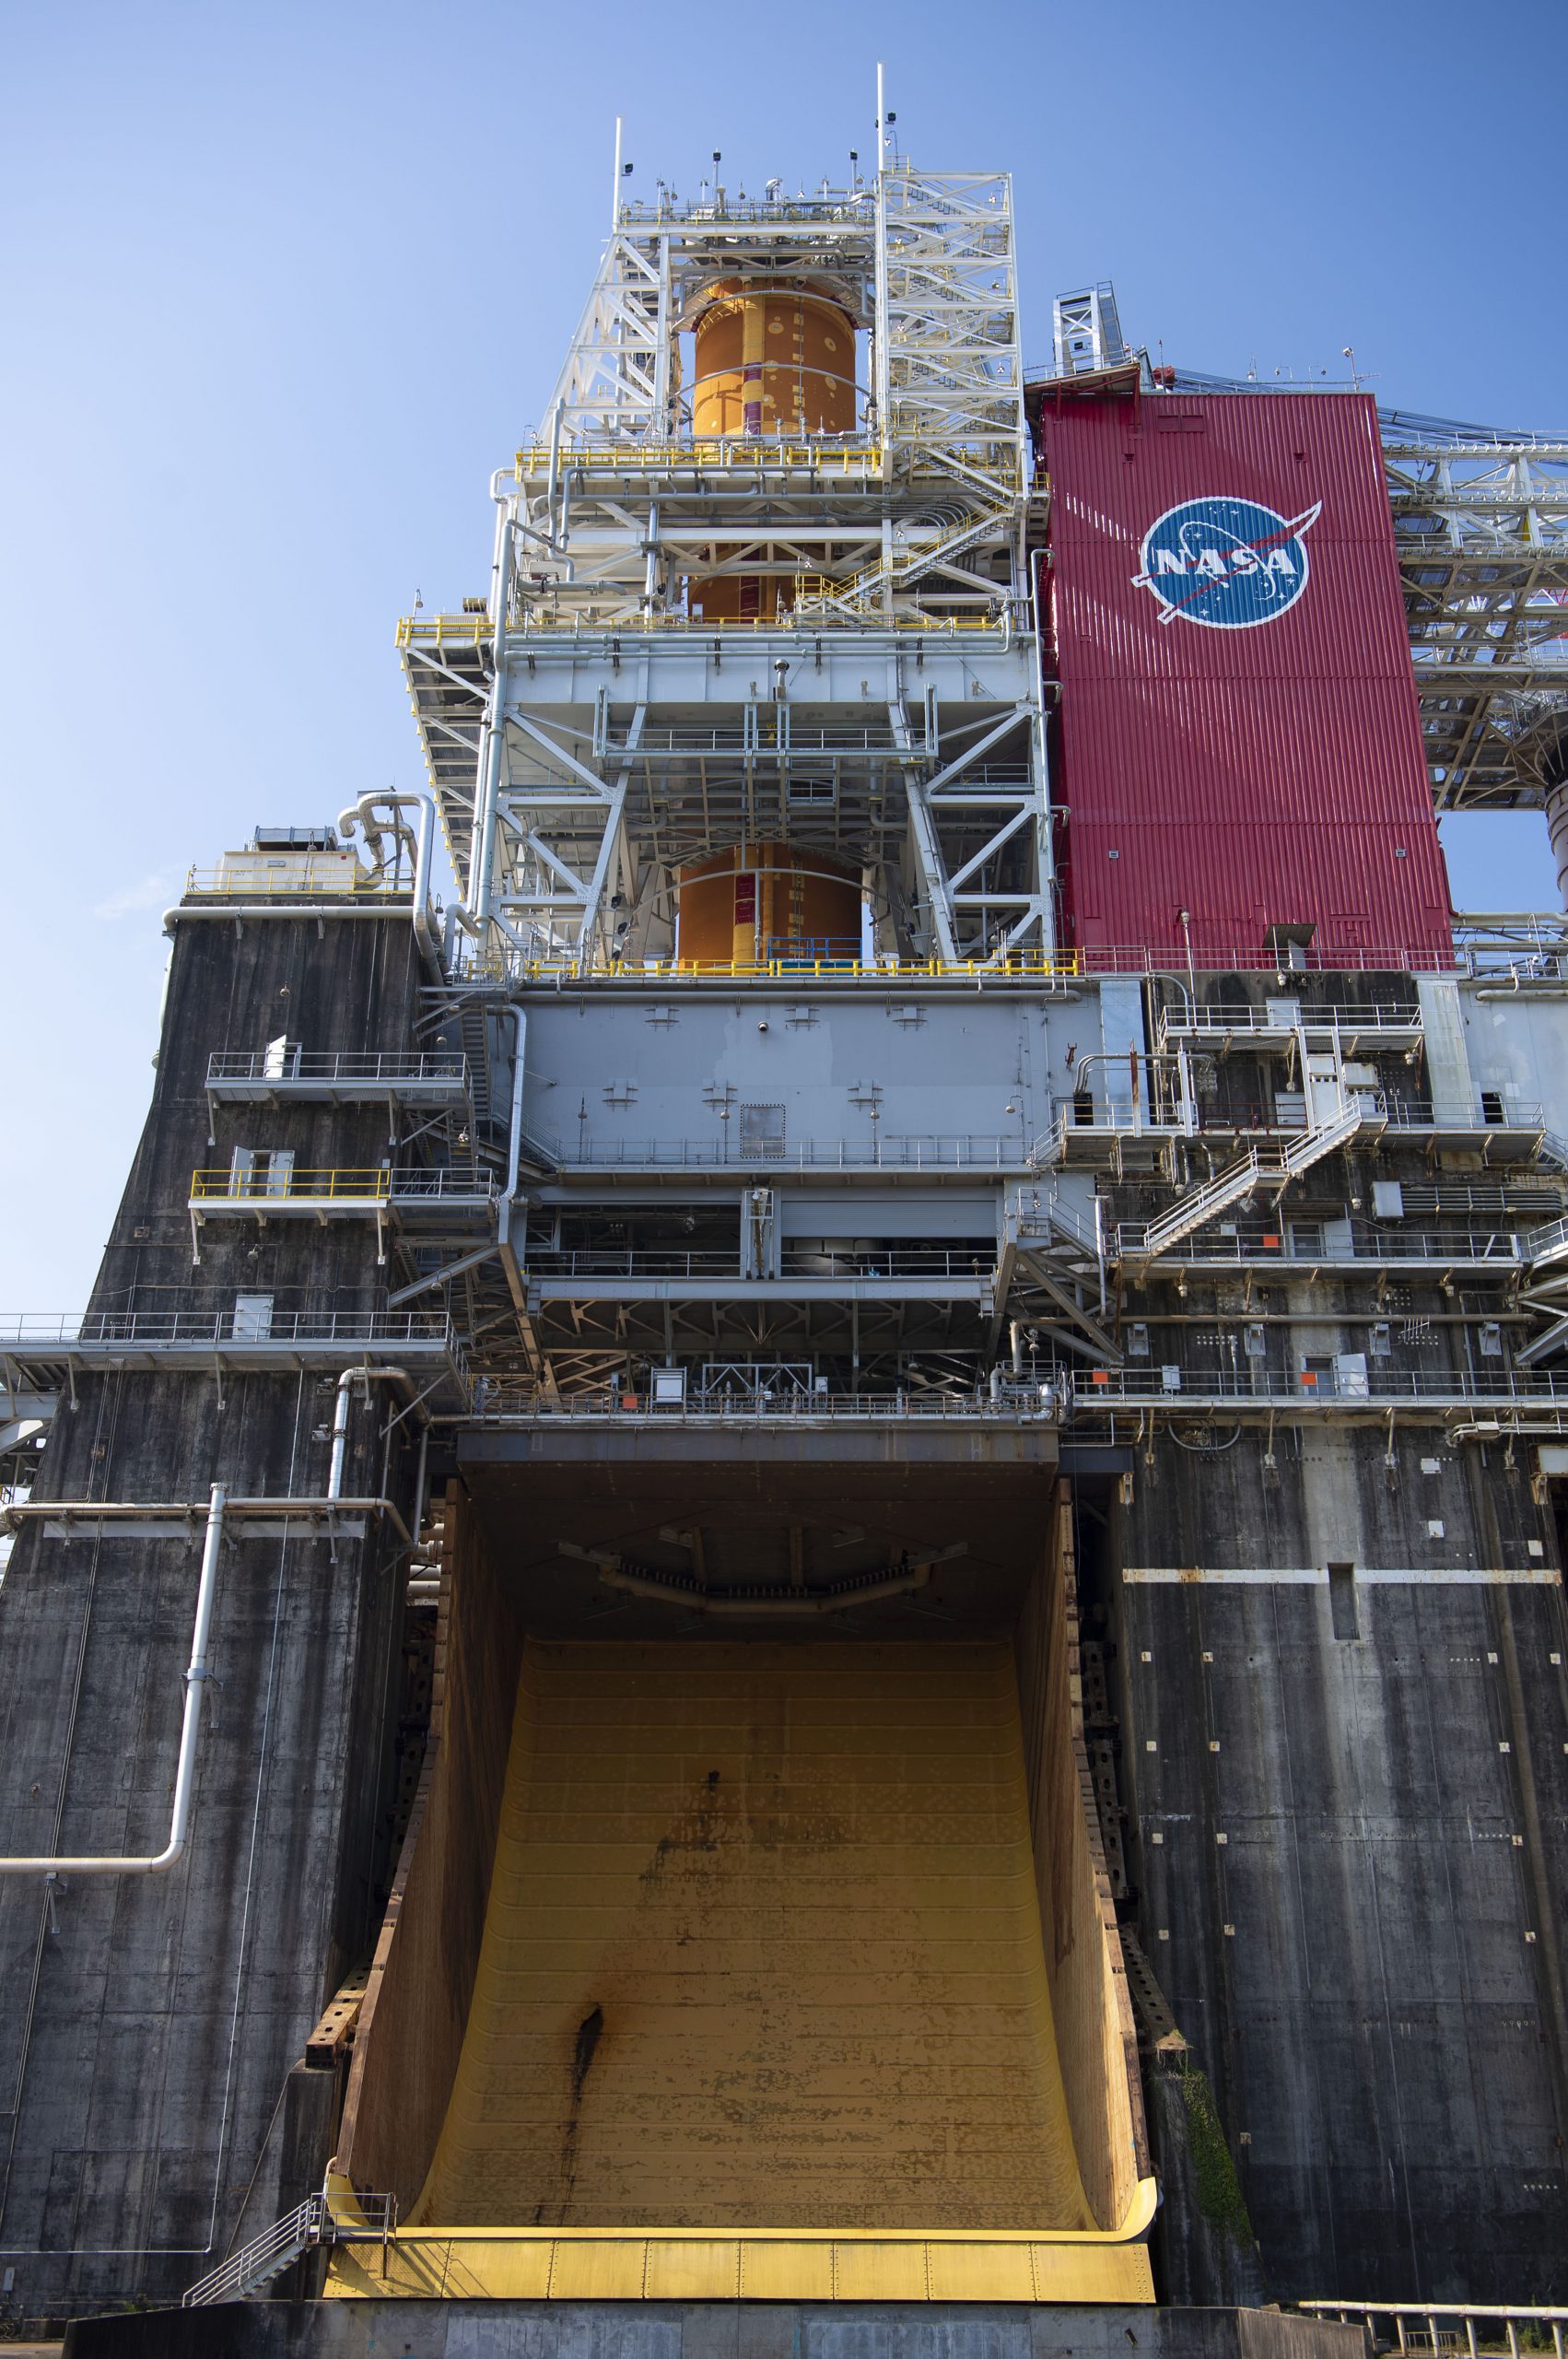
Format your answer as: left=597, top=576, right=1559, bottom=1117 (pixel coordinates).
left=415, top=1640, right=1091, bottom=2231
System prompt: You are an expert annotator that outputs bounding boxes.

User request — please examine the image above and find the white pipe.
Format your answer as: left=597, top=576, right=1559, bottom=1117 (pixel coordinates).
left=327, top=1372, right=354, bottom=1499
left=544, top=406, right=564, bottom=551
left=497, top=1006, right=527, bottom=1263
left=326, top=1367, right=415, bottom=1501
left=0, top=1485, right=228, bottom=1878
left=473, top=522, right=512, bottom=933
left=335, top=791, right=439, bottom=972
left=164, top=904, right=413, bottom=933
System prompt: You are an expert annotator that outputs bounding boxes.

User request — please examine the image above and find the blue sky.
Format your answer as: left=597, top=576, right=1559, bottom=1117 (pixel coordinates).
left=2, top=0, right=1563, bottom=1309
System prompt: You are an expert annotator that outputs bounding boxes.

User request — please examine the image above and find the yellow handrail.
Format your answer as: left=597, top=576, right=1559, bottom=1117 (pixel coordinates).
left=513, top=439, right=884, bottom=479
left=475, top=952, right=1080, bottom=982
left=397, top=610, right=1011, bottom=647
left=189, top=1168, right=392, bottom=1203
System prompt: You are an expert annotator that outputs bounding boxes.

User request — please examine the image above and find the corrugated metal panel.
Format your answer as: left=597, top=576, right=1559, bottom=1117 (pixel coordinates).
left=1040, top=392, right=1451, bottom=960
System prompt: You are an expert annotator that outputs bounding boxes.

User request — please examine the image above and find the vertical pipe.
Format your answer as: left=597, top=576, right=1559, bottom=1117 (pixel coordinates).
left=496, top=1005, right=528, bottom=1268
left=474, top=509, right=513, bottom=932
left=544, top=405, right=564, bottom=548
left=742, top=296, right=766, bottom=438
left=1546, top=781, right=1568, bottom=916
left=328, top=1372, right=354, bottom=1500
left=412, top=1422, right=430, bottom=1553
left=0, top=1484, right=228, bottom=1876
left=163, top=1485, right=228, bottom=1866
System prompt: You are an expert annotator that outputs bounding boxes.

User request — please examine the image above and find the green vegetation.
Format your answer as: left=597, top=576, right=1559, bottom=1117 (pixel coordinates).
left=1178, top=2060, right=1256, bottom=2246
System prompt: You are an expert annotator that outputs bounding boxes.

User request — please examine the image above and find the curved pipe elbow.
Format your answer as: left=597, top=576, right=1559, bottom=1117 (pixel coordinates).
left=334, top=792, right=439, bottom=973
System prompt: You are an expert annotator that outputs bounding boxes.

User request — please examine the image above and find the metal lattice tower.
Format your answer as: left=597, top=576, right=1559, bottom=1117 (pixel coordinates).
left=399, top=145, right=1050, bottom=976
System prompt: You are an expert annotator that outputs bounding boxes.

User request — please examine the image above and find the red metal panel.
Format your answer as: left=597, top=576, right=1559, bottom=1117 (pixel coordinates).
left=1039, top=391, right=1451, bottom=962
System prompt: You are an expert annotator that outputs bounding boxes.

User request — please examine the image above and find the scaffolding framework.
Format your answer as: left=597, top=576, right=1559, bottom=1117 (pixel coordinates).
left=400, top=165, right=1047, bottom=976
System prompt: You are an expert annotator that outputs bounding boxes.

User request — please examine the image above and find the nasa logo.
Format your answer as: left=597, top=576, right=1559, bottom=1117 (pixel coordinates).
left=1130, top=494, right=1322, bottom=629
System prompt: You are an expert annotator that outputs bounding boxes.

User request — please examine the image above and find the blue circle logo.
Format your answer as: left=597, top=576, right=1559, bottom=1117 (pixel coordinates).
left=1131, top=494, right=1321, bottom=629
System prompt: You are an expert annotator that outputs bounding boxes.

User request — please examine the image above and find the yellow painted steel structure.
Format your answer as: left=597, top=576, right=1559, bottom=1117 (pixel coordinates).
left=324, top=1638, right=1154, bottom=2302
left=395, top=610, right=1005, bottom=646
left=188, top=1168, right=392, bottom=1203
left=416, top=954, right=1082, bottom=985
left=323, top=2212, right=1156, bottom=2304
left=512, top=440, right=883, bottom=481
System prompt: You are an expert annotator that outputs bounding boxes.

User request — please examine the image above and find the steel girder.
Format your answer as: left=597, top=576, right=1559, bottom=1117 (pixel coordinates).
left=395, top=165, right=1047, bottom=975
left=1387, top=440, right=1568, bottom=807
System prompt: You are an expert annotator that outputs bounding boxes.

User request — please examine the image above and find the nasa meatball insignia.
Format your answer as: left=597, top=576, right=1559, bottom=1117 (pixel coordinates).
left=1130, top=493, right=1322, bottom=629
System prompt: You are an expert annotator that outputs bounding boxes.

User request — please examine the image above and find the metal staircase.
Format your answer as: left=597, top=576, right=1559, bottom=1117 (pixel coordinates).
left=181, top=2197, right=327, bottom=2306
left=792, top=498, right=1014, bottom=619
left=1119, top=1105, right=1363, bottom=1275
left=182, top=2189, right=395, bottom=2306
left=1523, top=1211, right=1568, bottom=1273
left=1515, top=1212, right=1568, bottom=1363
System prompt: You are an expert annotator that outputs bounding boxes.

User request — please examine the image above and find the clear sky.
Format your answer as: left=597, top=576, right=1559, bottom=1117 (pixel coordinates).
left=2, top=0, right=1563, bottom=1309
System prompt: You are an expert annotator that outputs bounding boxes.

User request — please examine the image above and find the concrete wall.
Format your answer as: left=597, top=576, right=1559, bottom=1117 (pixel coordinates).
left=94, top=912, right=427, bottom=1323
left=0, top=912, right=427, bottom=2318
left=338, top=1489, right=525, bottom=2214
left=62, top=2300, right=1374, bottom=2359
left=1102, top=1426, right=1568, bottom=2302
left=1013, top=1483, right=1147, bottom=2232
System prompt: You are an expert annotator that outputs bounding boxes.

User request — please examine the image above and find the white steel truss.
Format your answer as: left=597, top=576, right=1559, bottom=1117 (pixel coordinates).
left=1385, top=439, right=1568, bottom=808
left=876, top=169, right=1024, bottom=482
left=400, top=155, right=1048, bottom=974
left=1051, top=284, right=1127, bottom=378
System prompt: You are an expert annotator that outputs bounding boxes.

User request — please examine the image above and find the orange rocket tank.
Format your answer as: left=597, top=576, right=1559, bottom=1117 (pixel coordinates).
left=688, top=280, right=858, bottom=622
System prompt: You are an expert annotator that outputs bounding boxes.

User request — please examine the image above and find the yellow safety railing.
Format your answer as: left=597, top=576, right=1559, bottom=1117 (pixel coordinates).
left=397, top=609, right=1011, bottom=648
left=513, top=439, right=884, bottom=479
left=462, top=952, right=1080, bottom=984
left=189, top=1168, right=392, bottom=1203
left=394, top=612, right=493, bottom=651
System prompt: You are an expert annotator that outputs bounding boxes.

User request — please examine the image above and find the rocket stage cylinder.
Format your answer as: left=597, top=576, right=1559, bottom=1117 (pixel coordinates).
left=692, top=280, right=857, bottom=441
left=689, top=280, right=858, bottom=623
left=675, top=841, right=861, bottom=968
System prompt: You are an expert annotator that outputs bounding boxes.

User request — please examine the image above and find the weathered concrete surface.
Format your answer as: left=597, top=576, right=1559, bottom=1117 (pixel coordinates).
left=0, top=915, right=427, bottom=2317
left=1097, top=1425, right=1568, bottom=2302
left=61, top=2302, right=1372, bottom=2359
left=339, top=1496, right=526, bottom=2216
left=1144, top=2068, right=1266, bottom=2309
